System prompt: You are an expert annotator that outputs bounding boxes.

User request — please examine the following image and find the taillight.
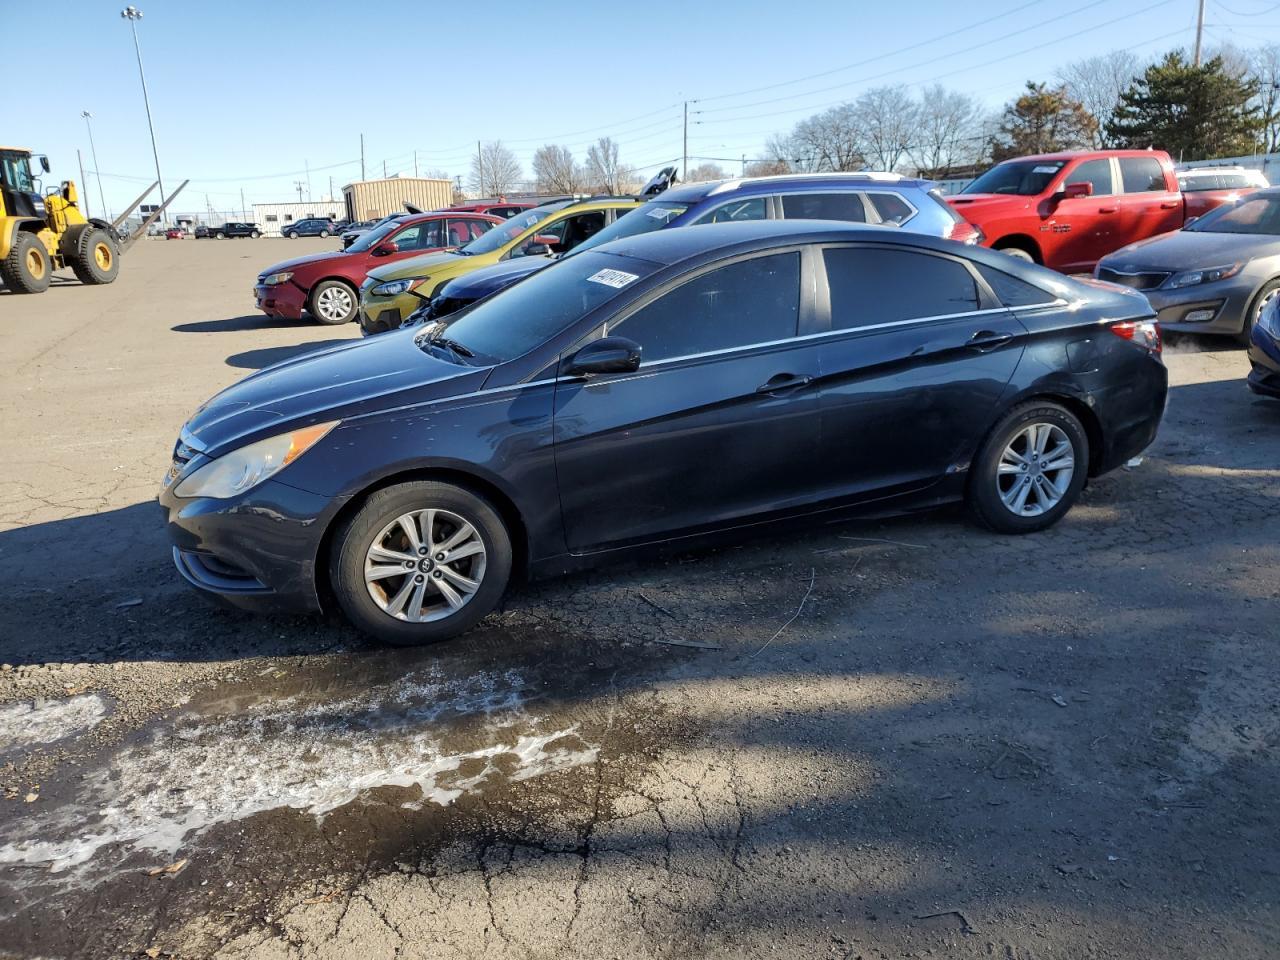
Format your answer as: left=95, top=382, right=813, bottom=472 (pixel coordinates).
left=1110, top=320, right=1162, bottom=355
left=946, top=219, right=984, bottom=245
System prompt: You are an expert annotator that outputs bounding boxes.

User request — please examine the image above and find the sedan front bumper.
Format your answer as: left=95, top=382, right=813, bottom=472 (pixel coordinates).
left=359, top=288, right=426, bottom=336
left=254, top=281, right=307, bottom=321
left=1141, top=278, right=1256, bottom=336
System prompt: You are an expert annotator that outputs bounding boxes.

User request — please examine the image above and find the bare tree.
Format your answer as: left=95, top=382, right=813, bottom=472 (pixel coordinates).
left=1056, top=50, right=1143, bottom=147
left=685, top=162, right=728, bottom=182
left=615, top=164, right=643, bottom=194
left=788, top=104, right=864, bottom=171
left=468, top=141, right=522, bottom=196
left=855, top=85, right=918, bottom=171
left=909, top=85, right=986, bottom=177
left=744, top=157, right=792, bottom=177
left=532, top=144, right=583, bottom=193
left=585, top=137, right=625, bottom=193
left=1248, top=44, right=1280, bottom=152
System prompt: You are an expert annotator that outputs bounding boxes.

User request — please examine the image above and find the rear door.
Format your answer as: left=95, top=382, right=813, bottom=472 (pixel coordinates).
left=552, top=249, right=825, bottom=552
left=811, top=245, right=1027, bottom=503
left=1116, top=155, right=1182, bottom=250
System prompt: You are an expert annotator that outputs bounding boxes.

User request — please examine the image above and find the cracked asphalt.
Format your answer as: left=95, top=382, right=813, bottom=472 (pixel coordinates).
left=2, top=239, right=1279, bottom=959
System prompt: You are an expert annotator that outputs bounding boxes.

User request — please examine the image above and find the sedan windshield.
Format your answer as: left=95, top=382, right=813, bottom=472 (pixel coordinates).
left=457, top=202, right=570, bottom=255
left=566, top=202, right=689, bottom=257
left=345, top=220, right=401, bottom=253
left=429, top=252, right=654, bottom=363
left=1185, top=195, right=1280, bottom=234
left=963, top=160, right=1065, bottom=196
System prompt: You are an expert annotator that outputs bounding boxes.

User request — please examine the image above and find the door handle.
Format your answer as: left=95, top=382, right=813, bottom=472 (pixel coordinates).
left=1160, top=200, right=1179, bottom=209
left=756, top=373, right=813, bottom=395
left=967, top=330, right=1014, bottom=351
left=1098, top=205, right=1118, bottom=213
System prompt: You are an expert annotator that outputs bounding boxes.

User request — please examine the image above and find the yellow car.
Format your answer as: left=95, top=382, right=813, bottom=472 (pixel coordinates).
left=359, top=197, right=642, bottom=334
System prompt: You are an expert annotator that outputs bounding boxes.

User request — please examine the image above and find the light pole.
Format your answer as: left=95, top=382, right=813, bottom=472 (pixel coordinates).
left=80, top=111, right=110, bottom=220
left=120, top=6, right=167, bottom=224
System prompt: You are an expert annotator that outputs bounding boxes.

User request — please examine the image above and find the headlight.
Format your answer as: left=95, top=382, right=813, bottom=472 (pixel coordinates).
left=1163, top=263, right=1244, bottom=289
left=261, top=271, right=293, bottom=286
left=370, top=277, right=427, bottom=297
left=174, top=421, right=339, bottom=499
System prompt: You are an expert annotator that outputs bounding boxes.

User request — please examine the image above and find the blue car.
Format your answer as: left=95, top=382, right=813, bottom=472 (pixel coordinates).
left=1248, top=295, right=1280, bottom=398
left=419, top=172, right=982, bottom=322
left=161, top=219, right=1165, bottom=646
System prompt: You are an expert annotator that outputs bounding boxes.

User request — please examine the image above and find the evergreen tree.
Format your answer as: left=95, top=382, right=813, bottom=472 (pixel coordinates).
left=992, top=83, right=1098, bottom=161
left=1106, top=52, right=1260, bottom=160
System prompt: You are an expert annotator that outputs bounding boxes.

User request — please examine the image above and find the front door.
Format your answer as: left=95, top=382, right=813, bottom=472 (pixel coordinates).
left=552, top=250, right=824, bottom=553
left=811, top=244, right=1026, bottom=503
left=1047, top=157, right=1120, bottom=272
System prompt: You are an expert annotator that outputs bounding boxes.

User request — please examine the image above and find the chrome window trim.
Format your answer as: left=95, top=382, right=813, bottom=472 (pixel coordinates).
left=707, top=172, right=905, bottom=195
left=863, top=190, right=919, bottom=226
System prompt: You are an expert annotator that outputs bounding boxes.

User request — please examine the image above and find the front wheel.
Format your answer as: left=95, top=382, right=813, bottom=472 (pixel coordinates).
left=286, top=231, right=298, bottom=239
left=250, top=229, right=260, bottom=238
left=331, top=481, right=513, bottom=646
left=1, top=232, right=52, bottom=293
left=309, top=279, right=358, bottom=325
left=1241, top=279, right=1280, bottom=347
left=319, top=228, right=330, bottom=238
left=967, top=402, right=1089, bottom=534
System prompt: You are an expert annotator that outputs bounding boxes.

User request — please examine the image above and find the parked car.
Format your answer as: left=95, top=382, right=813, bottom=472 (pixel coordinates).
left=162, top=220, right=1167, bottom=646
left=342, top=214, right=411, bottom=249
left=199, top=221, right=261, bottom=239
left=1095, top=188, right=1280, bottom=343
left=165, top=227, right=185, bottom=239
left=445, top=200, right=544, bottom=219
left=1249, top=294, right=1280, bottom=398
left=1177, top=166, right=1268, bottom=220
left=254, top=212, right=501, bottom=324
left=948, top=149, right=1220, bottom=273
left=422, top=171, right=983, bottom=323
left=282, top=218, right=340, bottom=239
left=358, top=197, right=644, bottom=334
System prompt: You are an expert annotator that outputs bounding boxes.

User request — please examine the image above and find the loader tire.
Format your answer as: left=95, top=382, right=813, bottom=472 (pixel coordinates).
left=69, top=226, right=119, bottom=285
left=1, top=232, right=52, bottom=293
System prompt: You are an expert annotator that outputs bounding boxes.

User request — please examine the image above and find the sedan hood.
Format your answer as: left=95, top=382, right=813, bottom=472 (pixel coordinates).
left=368, top=250, right=464, bottom=282
left=442, top=256, right=548, bottom=298
left=183, top=330, right=488, bottom=456
left=257, top=251, right=348, bottom=278
left=1101, top=229, right=1280, bottom=271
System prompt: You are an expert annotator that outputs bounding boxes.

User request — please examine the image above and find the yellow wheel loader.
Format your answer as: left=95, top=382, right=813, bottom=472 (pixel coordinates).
left=0, top=147, right=119, bottom=294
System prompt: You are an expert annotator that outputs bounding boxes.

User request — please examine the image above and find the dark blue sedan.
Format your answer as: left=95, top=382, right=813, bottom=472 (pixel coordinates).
left=161, top=221, right=1168, bottom=646
left=1248, top=295, right=1280, bottom=398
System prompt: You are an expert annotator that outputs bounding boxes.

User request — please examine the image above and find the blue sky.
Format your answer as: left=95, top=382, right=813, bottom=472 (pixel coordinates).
left=6, top=0, right=1277, bottom=218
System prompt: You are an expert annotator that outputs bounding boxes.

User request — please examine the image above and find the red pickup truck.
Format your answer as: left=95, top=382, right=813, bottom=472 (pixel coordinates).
left=948, top=149, right=1204, bottom=273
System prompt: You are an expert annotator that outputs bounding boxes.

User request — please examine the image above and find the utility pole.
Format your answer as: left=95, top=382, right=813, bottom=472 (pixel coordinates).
left=742, top=153, right=747, bottom=176
left=360, top=133, right=366, bottom=181
left=81, top=111, right=109, bottom=220
left=121, top=7, right=167, bottom=225
left=682, top=101, right=689, bottom=182
left=477, top=141, right=484, bottom=196
left=240, top=187, right=246, bottom=221
left=328, top=175, right=334, bottom=202
left=305, top=159, right=311, bottom=201
left=383, top=159, right=388, bottom=178
left=414, top=150, right=419, bottom=177
left=293, top=180, right=305, bottom=202
left=455, top=174, right=463, bottom=200
left=1194, top=0, right=1206, bottom=66
left=77, top=149, right=90, bottom=217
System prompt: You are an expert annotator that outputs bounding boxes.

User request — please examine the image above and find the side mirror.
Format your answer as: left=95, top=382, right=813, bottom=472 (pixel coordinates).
left=1062, top=181, right=1093, bottom=200
left=566, top=336, right=642, bottom=376
left=373, top=240, right=399, bottom=255
left=525, top=234, right=560, bottom=256
left=38, top=155, right=50, bottom=173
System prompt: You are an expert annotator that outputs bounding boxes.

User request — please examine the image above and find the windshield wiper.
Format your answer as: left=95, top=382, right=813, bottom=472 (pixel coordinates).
left=432, top=335, right=475, bottom=358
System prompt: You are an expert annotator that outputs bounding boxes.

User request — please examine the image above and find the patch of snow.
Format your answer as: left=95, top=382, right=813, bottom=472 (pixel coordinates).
left=0, top=694, right=108, bottom=753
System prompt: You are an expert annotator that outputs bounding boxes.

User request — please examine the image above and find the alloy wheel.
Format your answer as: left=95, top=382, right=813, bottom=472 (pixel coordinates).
left=316, top=285, right=354, bottom=322
left=996, top=422, right=1075, bottom=517
left=1255, top=287, right=1279, bottom=324
left=363, top=508, right=487, bottom=622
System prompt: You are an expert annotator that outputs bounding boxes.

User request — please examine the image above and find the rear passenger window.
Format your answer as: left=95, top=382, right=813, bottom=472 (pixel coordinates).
left=868, top=192, right=915, bottom=224
left=781, top=193, right=867, bottom=222
left=1120, top=157, right=1167, bottom=193
left=610, top=253, right=800, bottom=362
left=824, top=248, right=978, bottom=330
left=976, top=263, right=1056, bottom=307
left=695, top=197, right=768, bottom=224
left=1066, top=158, right=1113, bottom=196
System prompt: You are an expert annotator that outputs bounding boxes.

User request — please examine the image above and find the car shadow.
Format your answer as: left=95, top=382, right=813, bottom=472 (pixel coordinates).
left=225, top=339, right=352, bottom=369
left=172, top=315, right=312, bottom=333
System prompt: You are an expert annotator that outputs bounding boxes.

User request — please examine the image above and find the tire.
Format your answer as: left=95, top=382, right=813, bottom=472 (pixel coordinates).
left=67, top=226, right=119, bottom=285
left=967, top=401, right=1089, bottom=534
left=286, top=231, right=298, bottom=239
left=319, top=228, right=331, bottom=238
left=308, top=279, right=358, bottom=325
left=330, top=481, right=513, bottom=646
left=250, top=230, right=261, bottom=238
left=1240, top=279, right=1280, bottom=347
left=215, top=231, right=225, bottom=239
left=996, top=245, right=1036, bottom=263
left=1, top=232, right=53, bottom=293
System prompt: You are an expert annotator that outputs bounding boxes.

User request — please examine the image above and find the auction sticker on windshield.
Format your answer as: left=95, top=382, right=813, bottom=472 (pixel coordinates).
left=587, top=269, right=639, bottom=289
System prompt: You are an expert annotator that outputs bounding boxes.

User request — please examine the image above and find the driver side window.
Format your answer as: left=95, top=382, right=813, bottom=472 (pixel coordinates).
left=694, top=197, right=768, bottom=224
left=1064, top=159, right=1113, bottom=197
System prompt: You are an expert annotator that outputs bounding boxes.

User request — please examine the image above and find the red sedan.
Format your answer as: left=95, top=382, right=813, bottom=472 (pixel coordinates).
left=254, top=211, right=501, bottom=325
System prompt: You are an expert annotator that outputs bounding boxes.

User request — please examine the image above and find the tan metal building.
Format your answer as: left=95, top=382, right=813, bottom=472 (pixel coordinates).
left=342, top=176, right=453, bottom=221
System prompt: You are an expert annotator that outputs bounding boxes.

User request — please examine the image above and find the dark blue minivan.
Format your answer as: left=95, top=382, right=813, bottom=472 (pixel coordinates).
left=161, top=221, right=1165, bottom=646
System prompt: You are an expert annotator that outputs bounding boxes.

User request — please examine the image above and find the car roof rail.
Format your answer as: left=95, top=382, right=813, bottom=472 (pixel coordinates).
left=706, top=170, right=908, bottom=195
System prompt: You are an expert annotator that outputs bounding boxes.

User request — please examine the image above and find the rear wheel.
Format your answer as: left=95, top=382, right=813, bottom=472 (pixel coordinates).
left=309, top=279, right=358, bottom=325
left=331, top=481, right=513, bottom=646
left=215, top=231, right=226, bottom=239
left=967, top=402, right=1088, bottom=534
left=1241, top=279, right=1280, bottom=347
left=66, top=226, right=119, bottom=285
left=996, top=244, right=1036, bottom=263
left=1, top=232, right=52, bottom=293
